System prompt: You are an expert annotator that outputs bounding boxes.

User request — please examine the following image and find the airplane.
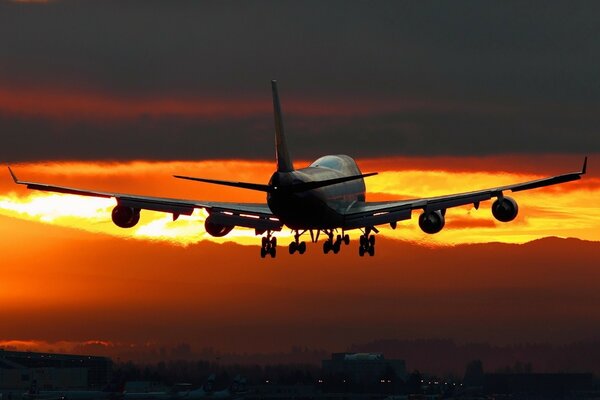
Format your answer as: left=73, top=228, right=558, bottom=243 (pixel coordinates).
left=8, top=80, right=587, bottom=258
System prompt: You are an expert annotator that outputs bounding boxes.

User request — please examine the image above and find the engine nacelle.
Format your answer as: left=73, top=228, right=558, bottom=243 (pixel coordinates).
left=419, top=210, right=445, bottom=234
left=205, top=215, right=234, bottom=237
left=492, top=196, right=519, bottom=222
left=111, top=205, right=140, bottom=228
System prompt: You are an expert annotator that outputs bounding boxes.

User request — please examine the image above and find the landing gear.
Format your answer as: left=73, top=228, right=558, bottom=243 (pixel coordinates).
left=358, top=228, right=376, bottom=257
left=289, top=231, right=307, bottom=255
left=323, top=238, right=333, bottom=254
left=323, top=231, right=335, bottom=254
left=260, top=232, right=277, bottom=258
left=322, top=231, right=350, bottom=254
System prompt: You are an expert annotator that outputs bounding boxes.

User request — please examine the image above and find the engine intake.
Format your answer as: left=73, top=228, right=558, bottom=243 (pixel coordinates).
left=419, top=210, right=445, bottom=234
left=205, top=215, right=234, bottom=237
left=492, top=196, right=519, bottom=222
left=111, top=205, right=140, bottom=228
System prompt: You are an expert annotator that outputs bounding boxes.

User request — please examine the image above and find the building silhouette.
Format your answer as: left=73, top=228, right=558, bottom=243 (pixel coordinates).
left=0, top=349, right=112, bottom=392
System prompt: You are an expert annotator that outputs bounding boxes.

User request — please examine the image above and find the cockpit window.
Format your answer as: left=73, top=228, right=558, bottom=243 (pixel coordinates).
left=310, top=156, right=343, bottom=171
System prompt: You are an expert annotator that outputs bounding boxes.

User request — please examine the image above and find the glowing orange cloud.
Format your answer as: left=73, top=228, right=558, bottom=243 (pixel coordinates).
left=1, top=157, right=597, bottom=247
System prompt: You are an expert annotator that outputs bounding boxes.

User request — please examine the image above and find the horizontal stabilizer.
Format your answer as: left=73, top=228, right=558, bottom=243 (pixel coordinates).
left=173, top=175, right=272, bottom=192
left=174, top=172, right=378, bottom=193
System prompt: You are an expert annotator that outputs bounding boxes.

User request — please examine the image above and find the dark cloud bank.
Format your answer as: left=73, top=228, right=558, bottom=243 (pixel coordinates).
left=1, top=1, right=599, bottom=162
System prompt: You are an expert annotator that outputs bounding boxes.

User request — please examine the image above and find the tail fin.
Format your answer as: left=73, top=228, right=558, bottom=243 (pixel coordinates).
left=272, top=80, right=294, bottom=172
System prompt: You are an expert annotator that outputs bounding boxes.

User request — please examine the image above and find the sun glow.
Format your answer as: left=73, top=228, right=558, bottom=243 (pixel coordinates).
left=0, top=193, right=116, bottom=222
left=1, top=159, right=598, bottom=247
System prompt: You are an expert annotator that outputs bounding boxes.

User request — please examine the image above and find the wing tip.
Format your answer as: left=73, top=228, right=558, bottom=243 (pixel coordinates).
left=7, top=166, right=19, bottom=184
left=582, top=156, right=588, bottom=175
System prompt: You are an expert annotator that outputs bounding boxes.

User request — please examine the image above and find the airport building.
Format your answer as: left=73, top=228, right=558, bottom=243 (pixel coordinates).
left=483, top=372, right=594, bottom=397
left=0, top=349, right=112, bottom=391
left=322, top=353, right=407, bottom=384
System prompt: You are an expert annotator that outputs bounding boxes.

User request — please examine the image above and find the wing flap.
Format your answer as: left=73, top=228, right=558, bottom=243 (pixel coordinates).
left=118, top=197, right=195, bottom=216
left=208, top=209, right=282, bottom=231
left=343, top=209, right=412, bottom=230
left=424, top=192, right=492, bottom=212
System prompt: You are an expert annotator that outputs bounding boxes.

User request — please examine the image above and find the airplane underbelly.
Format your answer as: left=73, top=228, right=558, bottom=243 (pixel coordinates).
left=268, top=193, right=342, bottom=230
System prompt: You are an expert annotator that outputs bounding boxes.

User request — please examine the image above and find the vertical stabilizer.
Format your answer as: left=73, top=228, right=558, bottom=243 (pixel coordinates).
left=272, top=80, right=294, bottom=172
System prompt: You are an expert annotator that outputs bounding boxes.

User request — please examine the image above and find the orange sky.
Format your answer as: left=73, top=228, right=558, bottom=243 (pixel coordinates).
left=1, top=156, right=599, bottom=353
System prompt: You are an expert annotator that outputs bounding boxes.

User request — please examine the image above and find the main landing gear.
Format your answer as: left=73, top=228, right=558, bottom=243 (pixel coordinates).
left=258, top=228, right=375, bottom=258
left=323, top=231, right=350, bottom=254
left=289, top=231, right=307, bottom=255
left=358, top=228, right=376, bottom=257
left=260, top=232, right=277, bottom=258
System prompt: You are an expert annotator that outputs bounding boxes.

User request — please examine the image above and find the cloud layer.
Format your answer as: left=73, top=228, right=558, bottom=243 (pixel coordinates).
left=0, top=1, right=599, bottom=161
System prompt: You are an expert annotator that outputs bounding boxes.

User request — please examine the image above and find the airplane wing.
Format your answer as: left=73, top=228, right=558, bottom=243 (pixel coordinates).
left=340, top=157, right=587, bottom=230
left=7, top=167, right=282, bottom=232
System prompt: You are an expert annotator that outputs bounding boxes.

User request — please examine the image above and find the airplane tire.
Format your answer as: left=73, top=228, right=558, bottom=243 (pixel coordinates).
left=289, top=242, right=297, bottom=254
left=323, top=240, right=331, bottom=254
left=369, top=235, right=376, bottom=246
left=368, top=246, right=375, bottom=257
left=333, top=242, right=340, bottom=254
left=269, top=246, right=276, bottom=258
left=260, top=248, right=267, bottom=258
left=261, top=237, right=268, bottom=247
left=344, top=234, right=350, bottom=245
left=271, top=237, right=277, bottom=247
left=298, top=242, right=306, bottom=254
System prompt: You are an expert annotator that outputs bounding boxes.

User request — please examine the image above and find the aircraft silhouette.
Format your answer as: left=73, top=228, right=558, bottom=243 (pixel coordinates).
left=8, top=81, right=587, bottom=258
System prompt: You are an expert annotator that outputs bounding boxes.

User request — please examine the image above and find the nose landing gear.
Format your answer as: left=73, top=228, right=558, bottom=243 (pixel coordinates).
left=323, top=231, right=350, bottom=254
left=289, top=231, right=307, bottom=255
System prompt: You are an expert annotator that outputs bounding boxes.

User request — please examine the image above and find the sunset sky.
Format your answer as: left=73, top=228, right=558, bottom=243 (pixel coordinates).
left=1, top=1, right=599, bottom=358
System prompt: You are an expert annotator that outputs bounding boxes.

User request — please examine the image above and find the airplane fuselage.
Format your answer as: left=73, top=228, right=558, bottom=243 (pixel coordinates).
left=267, top=154, right=366, bottom=229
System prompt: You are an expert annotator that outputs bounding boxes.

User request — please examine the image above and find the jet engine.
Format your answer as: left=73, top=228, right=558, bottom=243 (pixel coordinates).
left=111, top=205, right=140, bottom=228
left=492, top=196, right=519, bottom=222
left=418, top=210, right=445, bottom=234
left=205, top=215, right=234, bottom=237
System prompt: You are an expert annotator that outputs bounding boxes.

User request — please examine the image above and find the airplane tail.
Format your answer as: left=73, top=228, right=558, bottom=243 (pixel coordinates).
left=271, top=80, right=294, bottom=172
left=172, top=81, right=377, bottom=191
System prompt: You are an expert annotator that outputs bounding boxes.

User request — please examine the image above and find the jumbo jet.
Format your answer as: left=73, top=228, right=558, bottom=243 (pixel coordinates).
left=8, top=81, right=587, bottom=258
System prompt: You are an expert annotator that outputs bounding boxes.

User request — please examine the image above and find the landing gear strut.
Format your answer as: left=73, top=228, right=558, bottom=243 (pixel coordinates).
left=323, top=231, right=350, bottom=254
left=289, top=231, right=307, bottom=255
left=260, top=232, right=277, bottom=258
left=359, top=228, right=376, bottom=257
